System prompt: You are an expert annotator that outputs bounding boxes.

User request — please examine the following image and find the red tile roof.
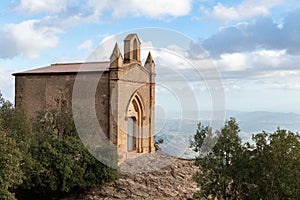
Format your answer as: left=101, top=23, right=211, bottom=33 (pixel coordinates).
left=13, top=61, right=110, bottom=75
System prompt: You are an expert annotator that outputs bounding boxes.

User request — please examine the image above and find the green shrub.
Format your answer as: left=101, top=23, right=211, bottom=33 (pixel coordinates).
left=23, top=133, right=118, bottom=192
left=19, top=110, right=118, bottom=198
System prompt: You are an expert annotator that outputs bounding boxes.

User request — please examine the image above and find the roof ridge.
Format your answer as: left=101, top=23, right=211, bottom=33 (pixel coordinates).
left=51, top=61, right=110, bottom=66
left=13, top=61, right=110, bottom=76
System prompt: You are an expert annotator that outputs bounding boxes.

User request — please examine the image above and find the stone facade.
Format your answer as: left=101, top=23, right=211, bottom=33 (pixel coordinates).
left=13, top=34, right=156, bottom=160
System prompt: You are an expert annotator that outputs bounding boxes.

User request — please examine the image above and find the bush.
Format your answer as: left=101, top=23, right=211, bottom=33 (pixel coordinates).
left=19, top=110, right=118, bottom=199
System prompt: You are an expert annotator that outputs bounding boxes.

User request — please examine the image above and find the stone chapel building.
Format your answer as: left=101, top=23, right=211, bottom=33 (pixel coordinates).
left=13, top=34, right=156, bottom=160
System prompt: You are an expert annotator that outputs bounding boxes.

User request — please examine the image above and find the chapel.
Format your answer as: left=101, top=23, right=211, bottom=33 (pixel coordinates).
left=13, top=34, right=156, bottom=160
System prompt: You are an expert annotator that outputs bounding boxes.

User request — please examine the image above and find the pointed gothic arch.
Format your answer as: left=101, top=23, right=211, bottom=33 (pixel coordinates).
left=126, top=92, right=145, bottom=152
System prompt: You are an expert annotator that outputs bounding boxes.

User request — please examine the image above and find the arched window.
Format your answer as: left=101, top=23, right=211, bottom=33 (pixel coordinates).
left=133, top=39, right=137, bottom=60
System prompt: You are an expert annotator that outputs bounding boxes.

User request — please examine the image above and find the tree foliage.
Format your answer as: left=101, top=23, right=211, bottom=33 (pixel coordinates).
left=0, top=94, right=118, bottom=199
left=191, top=118, right=300, bottom=199
left=0, top=93, right=32, bottom=200
left=190, top=122, right=218, bottom=157
left=20, top=109, right=118, bottom=199
left=0, top=130, right=23, bottom=200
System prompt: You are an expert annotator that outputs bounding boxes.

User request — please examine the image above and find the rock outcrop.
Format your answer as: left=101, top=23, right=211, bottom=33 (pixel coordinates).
left=66, top=153, right=199, bottom=200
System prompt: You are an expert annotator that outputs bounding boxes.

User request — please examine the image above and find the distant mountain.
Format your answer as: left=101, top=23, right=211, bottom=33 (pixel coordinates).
left=155, top=110, right=300, bottom=159
left=225, top=110, right=300, bottom=133
left=155, top=110, right=300, bottom=134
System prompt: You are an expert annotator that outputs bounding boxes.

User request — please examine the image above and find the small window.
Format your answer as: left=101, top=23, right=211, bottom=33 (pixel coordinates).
left=133, top=39, right=138, bottom=60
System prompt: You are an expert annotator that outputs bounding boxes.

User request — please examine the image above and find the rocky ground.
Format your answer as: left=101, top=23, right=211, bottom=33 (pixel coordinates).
left=65, top=152, right=200, bottom=200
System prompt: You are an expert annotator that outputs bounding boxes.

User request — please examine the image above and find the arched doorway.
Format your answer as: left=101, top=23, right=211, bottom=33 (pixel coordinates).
left=126, top=93, right=144, bottom=153
left=127, top=117, right=136, bottom=151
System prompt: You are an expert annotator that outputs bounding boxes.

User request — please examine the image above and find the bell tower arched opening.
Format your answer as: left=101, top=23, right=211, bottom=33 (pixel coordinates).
left=133, top=39, right=138, bottom=60
left=123, top=34, right=141, bottom=63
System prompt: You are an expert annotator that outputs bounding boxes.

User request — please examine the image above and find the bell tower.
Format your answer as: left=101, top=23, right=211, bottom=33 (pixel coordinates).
left=123, top=34, right=141, bottom=64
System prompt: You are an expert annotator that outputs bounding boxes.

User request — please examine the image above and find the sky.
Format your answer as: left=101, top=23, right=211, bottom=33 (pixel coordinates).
left=1, top=0, right=300, bottom=115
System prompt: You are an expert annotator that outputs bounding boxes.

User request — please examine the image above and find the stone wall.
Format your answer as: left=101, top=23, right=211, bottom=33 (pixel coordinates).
left=15, top=72, right=110, bottom=137
left=110, top=62, right=155, bottom=161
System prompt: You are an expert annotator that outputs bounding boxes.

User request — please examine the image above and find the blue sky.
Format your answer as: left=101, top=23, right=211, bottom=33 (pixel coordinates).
left=0, top=0, right=300, bottom=115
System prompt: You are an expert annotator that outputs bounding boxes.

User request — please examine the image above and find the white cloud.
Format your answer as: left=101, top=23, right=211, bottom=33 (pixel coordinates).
left=285, top=83, right=300, bottom=89
left=15, top=0, right=68, bottom=14
left=259, top=70, right=300, bottom=79
left=87, top=35, right=118, bottom=62
left=88, top=0, right=192, bottom=19
left=232, top=84, right=241, bottom=90
left=255, top=50, right=287, bottom=67
left=116, top=0, right=192, bottom=18
left=203, top=10, right=300, bottom=57
left=203, top=0, right=285, bottom=22
left=0, top=67, right=14, bottom=101
left=13, top=0, right=192, bottom=28
left=214, top=49, right=300, bottom=87
left=77, top=40, right=93, bottom=51
left=158, top=49, right=191, bottom=70
left=224, top=83, right=241, bottom=93
left=217, top=50, right=288, bottom=72
left=0, top=20, right=60, bottom=59
left=4, top=0, right=192, bottom=59
left=217, top=53, right=249, bottom=71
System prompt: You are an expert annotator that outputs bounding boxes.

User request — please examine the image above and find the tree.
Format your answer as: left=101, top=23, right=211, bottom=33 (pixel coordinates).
left=154, top=136, right=164, bottom=151
left=0, top=93, right=33, bottom=200
left=242, top=129, right=300, bottom=199
left=192, top=118, right=242, bottom=199
left=0, top=129, right=23, bottom=200
left=191, top=118, right=300, bottom=199
left=190, top=123, right=213, bottom=155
